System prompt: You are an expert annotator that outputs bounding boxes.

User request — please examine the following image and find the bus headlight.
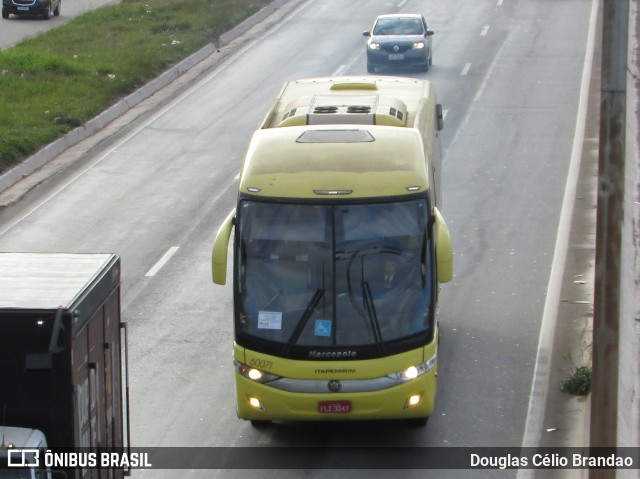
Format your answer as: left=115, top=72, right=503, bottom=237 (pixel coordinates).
left=235, top=361, right=280, bottom=383
left=404, top=366, right=419, bottom=379
left=387, top=354, right=437, bottom=381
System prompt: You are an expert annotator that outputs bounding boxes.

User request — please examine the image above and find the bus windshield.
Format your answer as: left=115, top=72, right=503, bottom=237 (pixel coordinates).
left=236, top=199, right=435, bottom=353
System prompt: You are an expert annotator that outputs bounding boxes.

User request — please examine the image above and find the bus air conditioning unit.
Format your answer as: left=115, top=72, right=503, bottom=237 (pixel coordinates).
left=278, top=95, right=408, bottom=128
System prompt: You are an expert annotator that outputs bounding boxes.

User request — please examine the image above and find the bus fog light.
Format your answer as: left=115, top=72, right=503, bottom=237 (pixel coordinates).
left=405, top=394, right=422, bottom=409
left=248, top=397, right=265, bottom=410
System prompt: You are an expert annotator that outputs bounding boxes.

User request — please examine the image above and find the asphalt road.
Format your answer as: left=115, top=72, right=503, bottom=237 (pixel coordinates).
left=0, top=0, right=596, bottom=477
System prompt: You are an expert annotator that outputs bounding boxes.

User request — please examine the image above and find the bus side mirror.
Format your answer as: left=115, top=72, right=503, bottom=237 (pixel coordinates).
left=212, top=209, right=235, bottom=285
left=436, top=103, right=444, bottom=131
left=434, top=207, right=453, bottom=283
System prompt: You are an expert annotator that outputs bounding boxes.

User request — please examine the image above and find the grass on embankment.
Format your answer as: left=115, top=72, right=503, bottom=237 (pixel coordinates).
left=0, top=0, right=271, bottom=173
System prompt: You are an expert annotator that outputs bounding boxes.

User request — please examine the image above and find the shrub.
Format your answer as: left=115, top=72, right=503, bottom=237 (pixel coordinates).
left=561, top=365, right=592, bottom=396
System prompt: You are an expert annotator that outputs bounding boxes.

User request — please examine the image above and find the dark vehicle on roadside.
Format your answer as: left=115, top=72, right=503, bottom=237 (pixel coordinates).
left=363, top=14, right=434, bottom=73
left=2, top=0, right=60, bottom=19
left=0, top=253, right=130, bottom=479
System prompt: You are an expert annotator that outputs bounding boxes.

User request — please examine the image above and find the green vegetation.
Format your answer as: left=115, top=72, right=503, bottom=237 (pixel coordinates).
left=0, top=0, right=271, bottom=173
left=561, top=365, right=592, bottom=396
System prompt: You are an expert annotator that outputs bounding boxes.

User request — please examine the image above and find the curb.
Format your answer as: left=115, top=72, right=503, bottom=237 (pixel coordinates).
left=0, top=0, right=289, bottom=195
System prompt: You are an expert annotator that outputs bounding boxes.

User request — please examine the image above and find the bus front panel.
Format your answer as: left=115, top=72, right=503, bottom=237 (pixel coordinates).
left=233, top=329, right=438, bottom=422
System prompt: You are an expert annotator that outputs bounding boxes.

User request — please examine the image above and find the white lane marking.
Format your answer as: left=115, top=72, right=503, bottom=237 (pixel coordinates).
left=332, top=52, right=361, bottom=76
left=145, top=246, right=179, bottom=277
left=461, top=63, right=472, bottom=76
left=517, top=0, right=599, bottom=464
left=480, top=25, right=490, bottom=36
left=333, top=64, right=348, bottom=76
left=497, top=0, right=504, bottom=6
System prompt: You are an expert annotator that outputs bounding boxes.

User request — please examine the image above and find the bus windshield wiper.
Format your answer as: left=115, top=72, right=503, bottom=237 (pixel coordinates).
left=362, top=281, right=384, bottom=354
left=284, top=289, right=324, bottom=355
left=345, top=249, right=391, bottom=352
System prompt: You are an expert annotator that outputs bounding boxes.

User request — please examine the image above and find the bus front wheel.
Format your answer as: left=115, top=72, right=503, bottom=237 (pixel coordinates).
left=407, top=417, right=429, bottom=427
left=250, top=419, right=272, bottom=428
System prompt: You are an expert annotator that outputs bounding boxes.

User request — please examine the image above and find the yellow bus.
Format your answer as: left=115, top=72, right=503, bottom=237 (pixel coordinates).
left=212, top=77, right=453, bottom=426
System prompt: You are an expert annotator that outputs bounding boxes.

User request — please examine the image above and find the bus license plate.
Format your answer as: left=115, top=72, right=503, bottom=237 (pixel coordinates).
left=318, top=401, right=351, bottom=413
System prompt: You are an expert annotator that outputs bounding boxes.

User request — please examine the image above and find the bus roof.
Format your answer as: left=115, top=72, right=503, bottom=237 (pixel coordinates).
left=239, top=124, right=429, bottom=199
left=262, top=76, right=436, bottom=130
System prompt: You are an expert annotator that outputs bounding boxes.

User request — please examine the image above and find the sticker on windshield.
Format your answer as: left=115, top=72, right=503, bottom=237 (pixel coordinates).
left=314, top=319, right=332, bottom=337
left=258, top=311, right=282, bottom=330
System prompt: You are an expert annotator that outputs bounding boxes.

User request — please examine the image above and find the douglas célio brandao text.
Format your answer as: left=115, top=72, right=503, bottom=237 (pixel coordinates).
left=470, top=452, right=635, bottom=469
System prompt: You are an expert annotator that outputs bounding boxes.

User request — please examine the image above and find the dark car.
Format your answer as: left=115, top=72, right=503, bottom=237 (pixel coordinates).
left=2, top=0, right=60, bottom=19
left=363, top=14, right=434, bottom=73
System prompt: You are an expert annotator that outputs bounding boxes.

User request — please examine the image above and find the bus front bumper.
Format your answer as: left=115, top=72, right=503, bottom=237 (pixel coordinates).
left=235, top=369, right=437, bottom=422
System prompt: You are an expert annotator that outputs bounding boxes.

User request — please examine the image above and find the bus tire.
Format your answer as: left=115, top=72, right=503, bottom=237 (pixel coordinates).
left=250, top=419, right=272, bottom=428
left=407, top=417, right=429, bottom=427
